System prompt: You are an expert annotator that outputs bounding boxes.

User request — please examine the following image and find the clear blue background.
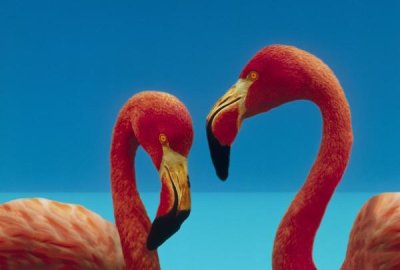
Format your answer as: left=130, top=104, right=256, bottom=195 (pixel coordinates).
left=1, top=0, right=399, bottom=192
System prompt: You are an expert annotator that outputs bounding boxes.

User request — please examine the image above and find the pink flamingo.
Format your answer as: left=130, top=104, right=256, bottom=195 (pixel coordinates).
left=206, top=45, right=400, bottom=269
left=0, top=91, right=193, bottom=270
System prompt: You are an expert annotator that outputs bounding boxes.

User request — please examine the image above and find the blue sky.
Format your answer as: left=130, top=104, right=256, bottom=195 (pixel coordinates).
left=0, top=0, right=399, bottom=192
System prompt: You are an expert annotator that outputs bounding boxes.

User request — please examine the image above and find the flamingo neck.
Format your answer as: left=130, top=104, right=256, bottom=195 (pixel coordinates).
left=111, top=114, right=160, bottom=270
left=272, top=81, right=353, bottom=269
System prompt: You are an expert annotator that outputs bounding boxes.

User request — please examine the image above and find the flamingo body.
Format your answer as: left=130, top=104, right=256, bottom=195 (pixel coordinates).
left=342, top=193, right=400, bottom=270
left=0, top=198, right=124, bottom=270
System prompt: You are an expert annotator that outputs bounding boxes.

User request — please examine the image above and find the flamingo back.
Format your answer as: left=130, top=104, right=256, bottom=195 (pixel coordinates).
left=341, top=193, right=400, bottom=270
left=0, top=198, right=124, bottom=270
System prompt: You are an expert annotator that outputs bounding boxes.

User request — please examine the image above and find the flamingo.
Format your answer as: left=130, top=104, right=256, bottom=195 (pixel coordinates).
left=206, top=45, right=400, bottom=269
left=0, top=91, right=193, bottom=270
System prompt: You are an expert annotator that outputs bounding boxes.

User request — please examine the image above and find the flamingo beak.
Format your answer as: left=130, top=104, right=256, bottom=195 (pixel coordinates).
left=147, top=146, right=191, bottom=250
left=206, top=79, right=250, bottom=180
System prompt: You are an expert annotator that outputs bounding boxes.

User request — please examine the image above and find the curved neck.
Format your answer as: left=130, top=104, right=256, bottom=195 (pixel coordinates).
left=272, top=82, right=353, bottom=269
left=111, top=113, right=160, bottom=270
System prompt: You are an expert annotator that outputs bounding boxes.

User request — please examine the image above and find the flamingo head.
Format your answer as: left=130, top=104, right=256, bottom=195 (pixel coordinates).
left=130, top=91, right=193, bottom=250
left=206, top=45, right=308, bottom=180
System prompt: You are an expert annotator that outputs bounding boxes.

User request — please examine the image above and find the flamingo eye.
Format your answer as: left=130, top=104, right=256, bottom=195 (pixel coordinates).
left=159, top=134, right=168, bottom=145
left=247, top=71, right=259, bottom=81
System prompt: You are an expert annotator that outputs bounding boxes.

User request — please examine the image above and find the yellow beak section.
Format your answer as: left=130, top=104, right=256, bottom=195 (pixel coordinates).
left=159, top=151, right=191, bottom=213
left=146, top=144, right=191, bottom=250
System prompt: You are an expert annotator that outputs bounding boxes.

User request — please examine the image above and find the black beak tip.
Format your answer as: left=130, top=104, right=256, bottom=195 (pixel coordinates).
left=217, top=169, right=229, bottom=181
left=206, top=121, right=231, bottom=181
left=146, top=210, right=190, bottom=251
left=146, top=233, right=160, bottom=251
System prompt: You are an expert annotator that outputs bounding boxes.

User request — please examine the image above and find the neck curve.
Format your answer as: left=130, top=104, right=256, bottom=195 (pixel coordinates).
left=111, top=109, right=160, bottom=270
left=272, top=77, right=353, bottom=269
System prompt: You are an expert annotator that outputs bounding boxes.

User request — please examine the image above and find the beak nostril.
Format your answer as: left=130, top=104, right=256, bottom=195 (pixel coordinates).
left=208, top=97, right=242, bottom=126
left=218, top=95, right=233, bottom=107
